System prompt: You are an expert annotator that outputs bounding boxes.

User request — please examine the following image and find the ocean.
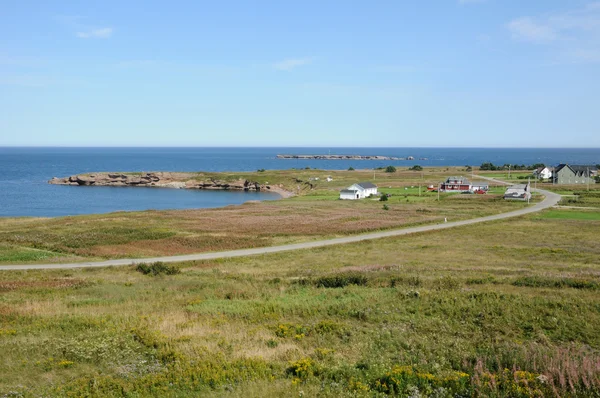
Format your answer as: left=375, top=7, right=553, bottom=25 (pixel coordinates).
left=0, top=147, right=598, bottom=217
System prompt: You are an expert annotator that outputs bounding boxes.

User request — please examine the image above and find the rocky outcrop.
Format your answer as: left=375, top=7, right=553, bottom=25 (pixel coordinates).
left=277, top=154, right=407, bottom=160
left=49, top=172, right=268, bottom=192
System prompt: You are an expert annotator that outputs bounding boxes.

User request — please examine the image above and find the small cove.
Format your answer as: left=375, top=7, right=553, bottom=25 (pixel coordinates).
left=3, top=184, right=280, bottom=217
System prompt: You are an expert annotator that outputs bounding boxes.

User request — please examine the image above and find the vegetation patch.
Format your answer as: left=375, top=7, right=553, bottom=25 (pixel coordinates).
left=539, top=210, right=600, bottom=221
left=135, top=261, right=181, bottom=276
left=314, top=273, right=369, bottom=288
left=512, top=276, right=599, bottom=290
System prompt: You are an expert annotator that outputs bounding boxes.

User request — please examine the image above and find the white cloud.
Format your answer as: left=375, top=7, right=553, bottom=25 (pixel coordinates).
left=273, top=57, right=313, bottom=71
left=507, top=3, right=600, bottom=63
left=507, top=17, right=557, bottom=42
left=76, top=27, right=113, bottom=39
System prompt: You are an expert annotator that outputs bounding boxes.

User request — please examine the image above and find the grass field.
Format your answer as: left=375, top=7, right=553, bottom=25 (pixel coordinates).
left=0, top=168, right=527, bottom=265
left=1, top=209, right=599, bottom=397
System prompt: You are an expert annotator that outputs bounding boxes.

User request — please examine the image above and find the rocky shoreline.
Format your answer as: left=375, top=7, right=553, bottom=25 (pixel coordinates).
left=49, top=172, right=294, bottom=198
left=276, top=154, right=415, bottom=160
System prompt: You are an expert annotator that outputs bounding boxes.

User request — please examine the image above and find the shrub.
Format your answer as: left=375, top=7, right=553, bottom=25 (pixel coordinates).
left=409, top=165, right=423, bottom=171
left=135, top=262, right=180, bottom=276
left=383, top=204, right=389, bottom=211
left=257, top=168, right=265, bottom=172
left=379, top=194, right=388, bottom=202
left=348, top=166, right=355, bottom=171
left=315, top=273, right=369, bottom=288
left=287, top=358, right=317, bottom=379
left=390, top=276, right=422, bottom=287
left=385, top=165, right=397, bottom=173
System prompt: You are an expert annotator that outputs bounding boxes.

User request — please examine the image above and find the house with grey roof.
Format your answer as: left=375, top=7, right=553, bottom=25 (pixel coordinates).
left=533, top=166, right=553, bottom=180
left=339, top=182, right=378, bottom=200
left=504, top=183, right=531, bottom=201
left=553, top=164, right=597, bottom=185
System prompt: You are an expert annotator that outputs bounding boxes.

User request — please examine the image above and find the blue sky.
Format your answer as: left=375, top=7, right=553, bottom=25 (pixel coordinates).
left=1, top=0, right=599, bottom=147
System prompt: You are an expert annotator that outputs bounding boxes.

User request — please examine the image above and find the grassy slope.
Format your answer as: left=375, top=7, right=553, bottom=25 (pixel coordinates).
left=1, top=209, right=599, bottom=397
left=0, top=168, right=533, bottom=265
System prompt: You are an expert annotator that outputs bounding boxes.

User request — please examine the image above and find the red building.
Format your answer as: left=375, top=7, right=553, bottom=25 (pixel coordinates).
left=440, top=176, right=471, bottom=192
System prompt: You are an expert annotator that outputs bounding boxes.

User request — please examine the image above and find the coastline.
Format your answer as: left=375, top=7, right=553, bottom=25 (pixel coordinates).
left=49, top=171, right=296, bottom=199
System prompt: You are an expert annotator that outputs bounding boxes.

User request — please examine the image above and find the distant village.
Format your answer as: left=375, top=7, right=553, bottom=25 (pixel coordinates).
left=339, top=163, right=599, bottom=202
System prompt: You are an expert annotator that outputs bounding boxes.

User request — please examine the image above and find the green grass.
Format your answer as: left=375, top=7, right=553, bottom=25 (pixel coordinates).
left=0, top=211, right=599, bottom=396
left=538, top=209, right=600, bottom=220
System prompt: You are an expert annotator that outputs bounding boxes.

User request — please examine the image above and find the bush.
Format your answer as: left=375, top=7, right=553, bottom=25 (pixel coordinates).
left=512, top=276, right=599, bottom=290
left=257, top=168, right=265, bottom=172
left=380, top=194, right=388, bottom=202
left=385, top=165, right=397, bottom=173
left=135, top=262, right=180, bottom=276
left=409, top=165, right=423, bottom=171
left=315, top=273, right=369, bottom=288
left=383, top=204, right=389, bottom=210
left=348, top=166, right=355, bottom=171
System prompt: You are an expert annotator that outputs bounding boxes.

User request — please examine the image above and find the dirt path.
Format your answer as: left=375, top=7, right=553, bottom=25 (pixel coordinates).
left=0, top=181, right=560, bottom=271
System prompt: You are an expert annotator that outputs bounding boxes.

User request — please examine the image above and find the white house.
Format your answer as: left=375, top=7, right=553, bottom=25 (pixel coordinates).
left=339, top=182, right=378, bottom=200
left=533, top=166, right=553, bottom=180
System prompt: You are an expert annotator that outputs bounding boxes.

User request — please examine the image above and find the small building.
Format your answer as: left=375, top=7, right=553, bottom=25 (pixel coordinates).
left=504, top=183, right=531, bottom=201
left=553, top=164, right=597, bottom=185
left=340, top=189, right=360, bottom=200
left=339, top=182, right=378, bottom=200
left=470, top=181, right=489, bottom=192
left=533, top=166, right=553, bottom=180
left=440, top=176, right=471, bottom=192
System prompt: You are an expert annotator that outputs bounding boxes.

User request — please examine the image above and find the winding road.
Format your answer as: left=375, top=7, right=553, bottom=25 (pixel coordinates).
left=0, top=178, right=561, bottom=271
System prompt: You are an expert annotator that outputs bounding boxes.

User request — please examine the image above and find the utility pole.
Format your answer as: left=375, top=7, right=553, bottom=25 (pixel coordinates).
left=508, top=164, right=511, bottom=180
left=438, top=183, right=440, bottom=201
left=527, top=177, right=530, bottom=204
left=588, top=167, right=590, bottom=191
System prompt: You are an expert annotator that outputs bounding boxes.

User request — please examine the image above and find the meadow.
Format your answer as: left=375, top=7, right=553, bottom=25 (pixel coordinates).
left=1, top=167, right=600, bottom=396
left=1, top=207, right=599, bottom=397
left=0, top=168, right=529, bottom=265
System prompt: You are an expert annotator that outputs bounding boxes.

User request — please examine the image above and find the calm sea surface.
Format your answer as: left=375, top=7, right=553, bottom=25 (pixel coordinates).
left=1, top=147, right=598, bottom=217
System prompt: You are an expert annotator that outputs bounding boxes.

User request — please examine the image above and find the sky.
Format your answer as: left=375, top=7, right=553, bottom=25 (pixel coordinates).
left=1, top=0, right=599, bottom=147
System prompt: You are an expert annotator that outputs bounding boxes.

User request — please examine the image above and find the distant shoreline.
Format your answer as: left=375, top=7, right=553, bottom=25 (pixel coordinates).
left=277, top=154, right=426, bottom=161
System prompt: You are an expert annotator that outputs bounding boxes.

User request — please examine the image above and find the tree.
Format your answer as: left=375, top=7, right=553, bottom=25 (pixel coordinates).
left=348, top=166, right=355, bottom=171
left=479, top=162, right=497, bottom=171
left=532, top=163, right=545, bottom=170
left=409, top=165, right=423, bottom=171
left=385, top=165, right=397, bottom=173
left=380, top=194, right=388, bottom=202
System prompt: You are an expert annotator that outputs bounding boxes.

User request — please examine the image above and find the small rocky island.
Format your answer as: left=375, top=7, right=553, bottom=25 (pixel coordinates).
left=49, top=172, right=266, bottom=192
left=277, top=154, right=412, bottom=160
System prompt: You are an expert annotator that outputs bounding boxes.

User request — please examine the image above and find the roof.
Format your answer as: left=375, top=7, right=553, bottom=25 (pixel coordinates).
left=340, top=189, right=358, bottom=194
left=356, top=182, right=377, bottom=189
left=507, top=184, right=529, bottom=190
left=555, top=164, right=596, bottom=177
left=470, top=181, right=489, bottom=186
left=445, top=176, right=470, bottom=184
